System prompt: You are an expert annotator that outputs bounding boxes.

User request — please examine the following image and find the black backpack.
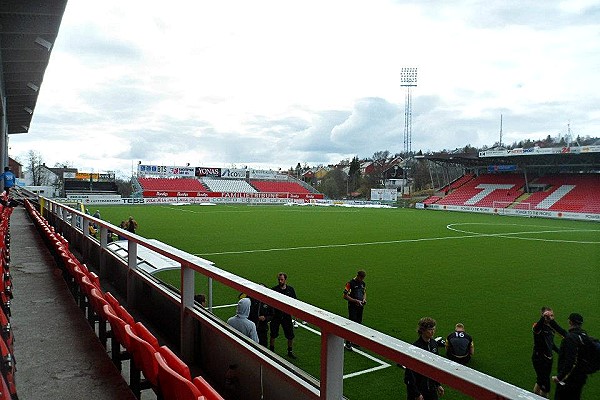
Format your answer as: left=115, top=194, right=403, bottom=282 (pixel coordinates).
left=577, top=333, right=600, bottom=374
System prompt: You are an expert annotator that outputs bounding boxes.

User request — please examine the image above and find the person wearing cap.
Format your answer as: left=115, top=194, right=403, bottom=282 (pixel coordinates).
left=531, top=307, right=567, bottom=398
left=552, top=312, right=588, bottom=400
left=404, top=317, right=445, bottom=400
left=343, top=269, right=367, bottom=351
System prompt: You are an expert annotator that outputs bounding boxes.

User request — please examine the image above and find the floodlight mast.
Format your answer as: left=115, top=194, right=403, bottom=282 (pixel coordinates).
left=400, top=67, right=417, bottom=196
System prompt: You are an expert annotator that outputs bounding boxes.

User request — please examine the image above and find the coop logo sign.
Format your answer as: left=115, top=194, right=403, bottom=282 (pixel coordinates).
left=221, top=169, right=247, bottom=179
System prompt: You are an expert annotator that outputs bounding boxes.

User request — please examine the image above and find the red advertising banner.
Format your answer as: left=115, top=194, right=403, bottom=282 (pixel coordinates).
left=142, top=191, right=324, bottom=200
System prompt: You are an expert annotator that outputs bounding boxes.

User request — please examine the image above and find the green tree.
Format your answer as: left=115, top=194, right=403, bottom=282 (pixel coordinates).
left=316, top=169, right=347, bottom=199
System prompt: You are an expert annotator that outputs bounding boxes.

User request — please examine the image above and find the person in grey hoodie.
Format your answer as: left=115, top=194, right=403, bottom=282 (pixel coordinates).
left=227, top=298, right=259, bottom=343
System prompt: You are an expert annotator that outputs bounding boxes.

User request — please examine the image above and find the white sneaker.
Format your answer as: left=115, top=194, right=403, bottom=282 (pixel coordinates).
left=293, top=320, right=299, bottom=328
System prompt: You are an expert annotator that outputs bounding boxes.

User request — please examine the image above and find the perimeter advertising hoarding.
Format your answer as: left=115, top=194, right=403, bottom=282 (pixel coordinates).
left=221, top=168, right=247, bottom=179
left=370, top=188, right=398, bottom=201
left=249, top=169, right=284, bottom=180
left=138, top=164, right=196, bottom=177
left=142, top=191, right=323, bottom=200
left=195, top=167, right=221, bottom=177
left=478, top=145, right=600, bottom=158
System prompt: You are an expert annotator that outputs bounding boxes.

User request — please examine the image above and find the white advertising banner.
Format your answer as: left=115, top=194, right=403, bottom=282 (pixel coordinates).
left=138, top=164, right=196, bottom=177
left=220, top=168, right=247, bottom=179
left=370, top=188, right=398, bottom=201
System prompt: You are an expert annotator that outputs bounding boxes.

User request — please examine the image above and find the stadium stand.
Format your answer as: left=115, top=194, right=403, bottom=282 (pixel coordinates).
left=436, top=173, right=525, bottom=208
left=200, top=178, right=257, bottom=193
left=432, top=172, right=600, bottom=214
left=21, top=199, right=224, bottom=400
left=249, top=180, right=311, bottom=193
left=64, top=179, right=119, bottom=195
left=530, top=173, right=600, bottom=213
left=137, top=177, right=207, bottom=192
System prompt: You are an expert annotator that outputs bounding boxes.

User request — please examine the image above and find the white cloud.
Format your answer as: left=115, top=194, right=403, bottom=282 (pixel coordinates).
left=9, top=0, right=600, bottom=177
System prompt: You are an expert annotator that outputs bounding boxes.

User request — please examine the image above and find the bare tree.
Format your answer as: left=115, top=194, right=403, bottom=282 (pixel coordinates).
left=26, top=150, right=46, bottom=186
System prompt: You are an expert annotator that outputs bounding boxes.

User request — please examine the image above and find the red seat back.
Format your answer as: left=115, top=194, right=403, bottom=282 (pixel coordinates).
left=155, top=352, right=204, bottom=400
left=193, top=376, right=225, bottom=400
left=158, top=346, right=191, bottom=380
left=125, top=325, right=159, bottom=387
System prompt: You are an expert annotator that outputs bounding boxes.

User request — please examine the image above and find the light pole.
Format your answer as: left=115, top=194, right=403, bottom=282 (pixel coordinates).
left=401, top=67, right=417, bottom=196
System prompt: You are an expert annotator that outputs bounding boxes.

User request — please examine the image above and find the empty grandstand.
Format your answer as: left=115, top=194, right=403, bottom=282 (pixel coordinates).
left=135, top=164, right=324, bottom=203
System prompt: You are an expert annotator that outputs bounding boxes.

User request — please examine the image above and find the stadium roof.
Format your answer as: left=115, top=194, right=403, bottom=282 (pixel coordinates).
left=0, top=0, right=68, bottom=134
left=419, top=147, right=600, bottom=170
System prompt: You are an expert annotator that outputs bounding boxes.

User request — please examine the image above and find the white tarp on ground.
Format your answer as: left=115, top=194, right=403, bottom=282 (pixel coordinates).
left=106, top=239, right=181, bottom=275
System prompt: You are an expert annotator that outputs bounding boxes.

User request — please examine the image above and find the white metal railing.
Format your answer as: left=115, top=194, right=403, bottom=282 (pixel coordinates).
left=39, top=196, right=544, bottom=400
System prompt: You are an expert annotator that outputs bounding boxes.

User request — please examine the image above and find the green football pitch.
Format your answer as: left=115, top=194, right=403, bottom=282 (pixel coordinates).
left=98, top=204, right=600, bottom=399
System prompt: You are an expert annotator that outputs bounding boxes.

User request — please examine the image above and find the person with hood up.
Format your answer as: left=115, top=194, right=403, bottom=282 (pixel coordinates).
left=227, top=298, right=259, bottom=343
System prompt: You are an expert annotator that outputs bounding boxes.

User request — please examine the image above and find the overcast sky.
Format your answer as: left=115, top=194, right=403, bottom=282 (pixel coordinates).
left=9, top=0, right=600, bottom=177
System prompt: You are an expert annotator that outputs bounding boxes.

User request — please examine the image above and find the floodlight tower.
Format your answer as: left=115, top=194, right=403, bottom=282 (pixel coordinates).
left=400, top=67, right=417, bottom=156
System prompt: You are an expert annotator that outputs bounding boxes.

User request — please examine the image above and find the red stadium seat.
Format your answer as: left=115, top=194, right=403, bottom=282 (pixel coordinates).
left=155, top=352, right=205, bottom=400
left=125, top=324, right=160, bottom=388
left=157, top=345, right=191, bottom=380
left=103, top=304, right=131, bottom=371
left=89, top=288, right=111, bottom=347
left=104, top=291, right=121, bottom=311
left=193, top=376, right=225, bottom=400
left=0, top=374, right=11, bottom=400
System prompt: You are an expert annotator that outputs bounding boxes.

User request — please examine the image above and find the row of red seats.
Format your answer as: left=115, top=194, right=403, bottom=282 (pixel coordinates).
left=0, top=197, right=16, bottom=400
left=137, top=178, right=207, bottom=192
left=24, top=200, right=223, bottom=400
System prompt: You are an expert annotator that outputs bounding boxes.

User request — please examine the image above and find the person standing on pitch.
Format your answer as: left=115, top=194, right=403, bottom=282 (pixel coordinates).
left=343, top=269, right=367, bottom=351
left=445, top=323, right=474, bottom=365
left=552, top=313, right=588, bottom=400
left=269, top=272, right=298, bottom=359
left=531, top=307, right=566, bottom=398
left=404, top=317, right=445, bottom=400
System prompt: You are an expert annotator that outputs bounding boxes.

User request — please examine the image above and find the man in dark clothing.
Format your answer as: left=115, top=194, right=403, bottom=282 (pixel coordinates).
left=532, top=307, right=566, bottom=398
left=248, top=286, right=273, bottom=347
left=269, top=272, right=298, bottom=359
left=446, top=323, right=474, bottom=365
left=404, top=317, right=445, bottom=400
left=552, top=313, right=588, bottom=400
left=343, top=269, right=366, bottom=351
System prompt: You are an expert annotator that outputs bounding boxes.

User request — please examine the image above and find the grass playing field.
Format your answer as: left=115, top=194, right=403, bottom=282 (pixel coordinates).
left=99, top=204, right=600, bottom=399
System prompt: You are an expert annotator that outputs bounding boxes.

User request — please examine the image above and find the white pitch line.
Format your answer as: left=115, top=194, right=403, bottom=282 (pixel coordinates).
left=199, top=234, right=487, bottom=256
left=287, top=319, right=392, bottom=379
left=447, top=224, right=600, bottom=244
left=198, top=225, right=599, bottom=257
left=210, top=303, right=391, bottom=379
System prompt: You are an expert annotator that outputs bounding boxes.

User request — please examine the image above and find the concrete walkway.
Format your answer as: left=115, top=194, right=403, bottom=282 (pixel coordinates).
left=9, top=206, right=136, bottom=400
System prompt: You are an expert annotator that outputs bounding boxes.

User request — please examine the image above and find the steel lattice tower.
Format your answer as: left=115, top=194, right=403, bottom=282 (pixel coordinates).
left=400, top=67, right=417, bottom=156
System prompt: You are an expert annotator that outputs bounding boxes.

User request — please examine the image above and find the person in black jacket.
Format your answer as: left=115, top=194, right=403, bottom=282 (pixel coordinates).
left=404, top=317, right=445, bottom=400
left=552, top=313, right=588, bottom=400
left=532, top=307, right=567, bottom=398
left=269, top=273, right=298, bottom=359
left=446, top=323, right=474, bottom=365
left=343, top=270, right=367, bottom=351
left=247, top=284, right=273, bottom=347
